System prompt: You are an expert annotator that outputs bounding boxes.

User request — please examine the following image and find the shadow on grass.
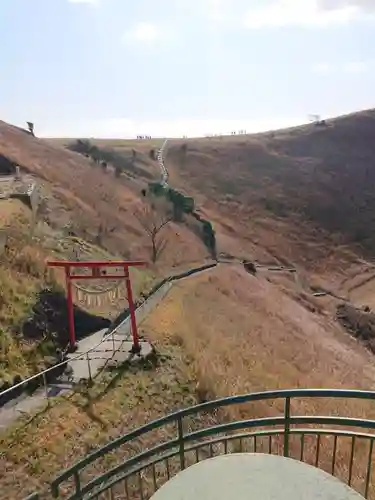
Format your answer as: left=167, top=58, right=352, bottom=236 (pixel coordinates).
left=65, top=353, right=161, bottom=428
left=69, top=393, right=108, bottom=428
left=3, top=350, right=165, bottom=442
left=7, top=401, right=52, bottom=437
left=90, top=350, right=159, bottom=404
left=22, top=288, right=111, bottom=345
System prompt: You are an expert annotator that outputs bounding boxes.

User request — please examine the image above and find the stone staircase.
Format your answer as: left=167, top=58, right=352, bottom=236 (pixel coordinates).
left=157, top=140, right=169, bottom=186
left=0, top=173, right=37, bottom=204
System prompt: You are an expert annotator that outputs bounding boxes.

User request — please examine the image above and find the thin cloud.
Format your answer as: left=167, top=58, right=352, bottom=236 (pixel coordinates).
left=318, top=0, right=375, bottom=12
left=312, top=62, right=333, bottom=73
left=123, top=22, right=165, bottom=44
left=68, top=0, right=100, bottom=4
left=343, top=61, right=369, bottom=73
left=205, top=0, right=227, bottom=22
left=244, top=0, right=374, bottom=29
left=311, top=61, right=370, bottom=73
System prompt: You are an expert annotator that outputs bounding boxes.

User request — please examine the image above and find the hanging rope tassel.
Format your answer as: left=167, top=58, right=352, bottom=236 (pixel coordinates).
left=73, top=279, right=125, bottom=310
left=70, top=262, right=131, bottom=312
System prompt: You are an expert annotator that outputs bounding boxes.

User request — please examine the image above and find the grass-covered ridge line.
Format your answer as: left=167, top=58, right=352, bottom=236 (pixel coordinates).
left=66, top=139, right=153, bottom=179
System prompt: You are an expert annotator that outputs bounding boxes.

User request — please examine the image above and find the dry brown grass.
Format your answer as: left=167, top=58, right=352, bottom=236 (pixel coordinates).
left=0, top=118, right=215, bottom=392
left=0, top=200, right=27, bottom=227
left=0, top=122, right=209, bottom=270
left=165, top=109, right=375, bottom=276
left=48, top=137, right=165, bottom=151
left=3, top=110, right=375, bottom=499
left=0, top=342, right=200, bottom=500
left=0, top=204, right=51, bottom=381
left=2, top=265, right=375, bottom=498
left=3, top=264, right=374, bottom=499
left=144, top=265, right=375, bottom=397
left=0, top=120, right=210, bottom=380
left=142, top=265, right=375, bottom=494
left=0, top=125, right=213, bottom=498
left=0, top=199, right=155, bottom=382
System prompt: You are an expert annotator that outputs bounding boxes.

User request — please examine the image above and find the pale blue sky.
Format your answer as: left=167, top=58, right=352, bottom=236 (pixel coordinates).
left=1, top=0, right=374, bottom=137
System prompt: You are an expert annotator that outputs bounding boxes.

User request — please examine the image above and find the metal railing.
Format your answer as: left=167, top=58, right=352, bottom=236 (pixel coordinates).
left=1, top=263, right=216, bottom=419
left=24, top=388, right=375, bottom=500
left=0, top=309, right=136, bottom=411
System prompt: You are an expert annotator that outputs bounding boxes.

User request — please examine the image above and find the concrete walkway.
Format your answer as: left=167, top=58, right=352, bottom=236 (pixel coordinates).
left=67, top=280, right=172, bottom=382
left=0, top=382, right=73, bottom=430
left=67, top=330, right=152, bottom=383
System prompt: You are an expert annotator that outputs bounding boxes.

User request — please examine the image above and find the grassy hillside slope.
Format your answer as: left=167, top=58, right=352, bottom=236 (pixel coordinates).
left=0, top=122, right=208, bottom=266
left=0, top=122, right=209, bottom=384
left=5, top=265, right=375, bottom=499
left=144, top=265, right=375, bottom=396
left=166, top=109, right=375, bottom=270
left=3, top=109, right=375, bottom=498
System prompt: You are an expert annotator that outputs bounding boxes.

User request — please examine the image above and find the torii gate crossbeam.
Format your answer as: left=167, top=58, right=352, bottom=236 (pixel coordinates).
left=47, top=260, right=145, bottom=353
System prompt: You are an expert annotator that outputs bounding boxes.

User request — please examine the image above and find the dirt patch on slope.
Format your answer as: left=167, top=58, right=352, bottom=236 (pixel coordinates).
left=336, top=303, right=375, bottom=353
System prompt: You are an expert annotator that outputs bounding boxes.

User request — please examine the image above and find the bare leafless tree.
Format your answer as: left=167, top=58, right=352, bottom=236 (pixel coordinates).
left=136, top=203, right=172, bottom=263
left=95, top=222, right=116, bottom=246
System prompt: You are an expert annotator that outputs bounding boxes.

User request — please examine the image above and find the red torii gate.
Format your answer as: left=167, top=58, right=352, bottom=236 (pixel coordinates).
left=47, top=260, right=145, bottom=352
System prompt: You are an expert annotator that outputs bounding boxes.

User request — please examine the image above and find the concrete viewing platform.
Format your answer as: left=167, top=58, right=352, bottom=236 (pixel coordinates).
left=67, top=329, right=153, bottom=383
left=150, top=453, right=365, bottom=500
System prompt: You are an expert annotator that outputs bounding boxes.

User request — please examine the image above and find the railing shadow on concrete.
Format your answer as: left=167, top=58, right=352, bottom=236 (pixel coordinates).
left=0, top=286, right=163, bottom=409
left=25, top=388, right=375, bottom=500
left=0, top=312, right=131, bottom=409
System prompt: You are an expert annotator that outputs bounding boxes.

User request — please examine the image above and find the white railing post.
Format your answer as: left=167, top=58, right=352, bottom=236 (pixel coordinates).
left=42, top=372, right=49, bottom=406
left=86, top=352, right=92, bottom=382
left=112, top=330, right=116, bottom=352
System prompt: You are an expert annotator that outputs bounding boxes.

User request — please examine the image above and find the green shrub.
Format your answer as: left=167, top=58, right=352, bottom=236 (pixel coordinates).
left=149, top=182, right=166, bottom=197
left=67, top=140, right=134, bottom=174
left=146, top=182, right=215, bottom=256
left=147, top=184, right=195, bottom=220
left=67, top=139, right=92, bottom=155
left=166, top=188, right=195, bottom=220
left=201, top=219, right=217, bottom=259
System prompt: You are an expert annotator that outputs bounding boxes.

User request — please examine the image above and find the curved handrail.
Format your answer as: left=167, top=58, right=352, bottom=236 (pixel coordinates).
left=49, top=388, right=375, bottom=499
left=83, top=427, right=375, bottom=500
